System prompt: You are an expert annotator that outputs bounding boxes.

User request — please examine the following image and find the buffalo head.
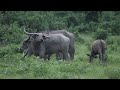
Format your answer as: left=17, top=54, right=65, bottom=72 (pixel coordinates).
left=23, top=27, right=50, bottom=42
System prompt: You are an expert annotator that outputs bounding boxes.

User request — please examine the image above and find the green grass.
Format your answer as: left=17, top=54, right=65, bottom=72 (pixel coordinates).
left=0, top=34, right=120, bottom=79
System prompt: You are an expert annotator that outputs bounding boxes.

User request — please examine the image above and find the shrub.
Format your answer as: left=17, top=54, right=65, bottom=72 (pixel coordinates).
left=76, top=35, right=85, bottom=43
left=87, top=21, right=98, bottom=32
left=106, top=36, right=120, bottom=45
left=0, top=22, right=24, bottom=45
left=93, top=28, right=108, bottom=40
left=106, top=36, right=120, bottom=52
left=0, top=44, right=19, bottom=58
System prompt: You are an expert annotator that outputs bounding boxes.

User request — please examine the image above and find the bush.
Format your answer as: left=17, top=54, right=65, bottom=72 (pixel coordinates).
left=87, top=21, right=98, bottom=32
left=0, top=44, right=19, bottom=58
left=76, top=34, right=85, bottom=43
left=93, top=28, right=108, bottom=40
left=106, top=36, right=120, bottom=52
left=106, top=36, right=120, bottom=45
left=0, top=22, right=24, bottom=45
left=78, top=23, right=88, bottom=33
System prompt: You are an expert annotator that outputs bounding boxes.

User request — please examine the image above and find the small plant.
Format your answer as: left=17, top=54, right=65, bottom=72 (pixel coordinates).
left=105, top=67, right=120, bottom=79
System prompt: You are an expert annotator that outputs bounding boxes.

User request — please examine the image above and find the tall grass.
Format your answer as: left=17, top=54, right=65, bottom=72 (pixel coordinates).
left=0, top=34, right=120, bottom=79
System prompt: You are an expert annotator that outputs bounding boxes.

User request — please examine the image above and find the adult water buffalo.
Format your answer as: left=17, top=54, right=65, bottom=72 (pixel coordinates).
left=20, top=30, right=65, bottom=60
left=25, top=31, right=70, bottom=60
left=44, top=30, right=75, bottom=60
left=19, top=33, right=63, bottom=60
left=22, top=28, right=75, bottom=60
left=87, top=39, right=107, bottom=65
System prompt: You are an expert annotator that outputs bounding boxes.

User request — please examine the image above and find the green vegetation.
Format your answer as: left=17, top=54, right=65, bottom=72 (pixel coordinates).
left=0, top=11, right=120, bottom=79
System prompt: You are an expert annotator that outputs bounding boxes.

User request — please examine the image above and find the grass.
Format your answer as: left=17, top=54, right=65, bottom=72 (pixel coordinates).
left=0, top=34, right=120, bottom=79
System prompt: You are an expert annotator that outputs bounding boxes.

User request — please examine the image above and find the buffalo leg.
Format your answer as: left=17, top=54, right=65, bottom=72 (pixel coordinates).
left=102, top=53, right=106, bottom=66
left=22, top=49, right=29, bottom=58
left=89, top=52, right=93, bottom=63
left=99, top=52, right=103, bottom=65
left=89, top=56, right=92, bottom=63
left=69, top=47, right=75, bottom=60
left=56, top=52, right=63, bottom=60
left=62, top=51, right=70, bottom=60
left=47, top=54, right=51, bottom=60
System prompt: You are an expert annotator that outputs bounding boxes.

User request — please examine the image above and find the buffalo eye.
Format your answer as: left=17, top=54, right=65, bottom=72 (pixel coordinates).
left=42, top=35, right=46, bottom=39
left=39, top=39, right=43, bottom=42
left=31, top=34, right=38, bottom=38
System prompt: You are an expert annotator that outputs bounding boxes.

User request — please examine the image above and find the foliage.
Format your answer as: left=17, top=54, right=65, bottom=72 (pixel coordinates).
left=106, top=36, right=120, bottom=51
left=93, top=28, right=108, bottom=40
left=0, top=11, right=120, bottom=45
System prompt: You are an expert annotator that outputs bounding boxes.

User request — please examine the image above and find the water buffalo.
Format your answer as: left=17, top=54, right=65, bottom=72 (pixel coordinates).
left=22, top=28, right=75, bottom=60
left=20, top=34, right=63, bottom=60
left=87, top=39, right=107, bottom=65
left=26, top=31, right=70, bottom=60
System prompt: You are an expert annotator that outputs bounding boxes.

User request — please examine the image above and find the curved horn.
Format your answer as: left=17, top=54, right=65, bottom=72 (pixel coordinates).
left=23, top=27, right=29, bottom=34
left=23, top=28, right=38, bottom=35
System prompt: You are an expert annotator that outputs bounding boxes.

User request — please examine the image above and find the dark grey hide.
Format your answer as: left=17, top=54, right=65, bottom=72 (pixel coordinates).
left=87, top=39, right=107, bottom=65
left=22, top=28, right=74, bottom=60
left=33, top=33, right=70, bottom=60
left=43, top=30, right=75, bottom=60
